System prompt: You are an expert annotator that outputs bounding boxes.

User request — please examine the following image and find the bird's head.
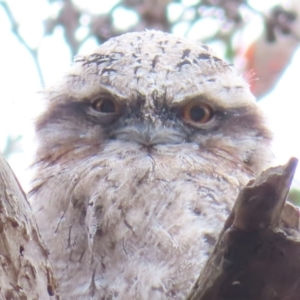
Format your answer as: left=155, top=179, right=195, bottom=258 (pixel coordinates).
left=34, top=30, right=272, bottom=175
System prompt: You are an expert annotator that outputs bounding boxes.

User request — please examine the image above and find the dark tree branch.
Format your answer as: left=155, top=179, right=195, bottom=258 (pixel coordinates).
left=0, top=1, right=45, bottom=86
left=187, top=157, right=300, bottom=300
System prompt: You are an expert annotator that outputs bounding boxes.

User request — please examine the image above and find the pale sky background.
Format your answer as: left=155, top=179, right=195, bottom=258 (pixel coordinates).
left=0, top=0, right=299, bottom=191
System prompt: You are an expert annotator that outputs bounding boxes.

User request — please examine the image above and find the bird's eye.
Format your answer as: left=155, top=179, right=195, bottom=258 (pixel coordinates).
left=91, top=98, right=120, bottom=114
left=182, top=101, right=214, bottom=124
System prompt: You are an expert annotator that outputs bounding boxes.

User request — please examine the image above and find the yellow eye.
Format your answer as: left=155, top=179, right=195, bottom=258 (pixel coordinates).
left=92, top=98, right=120, bottom=114
left=182, top=102, right=214, bottom=124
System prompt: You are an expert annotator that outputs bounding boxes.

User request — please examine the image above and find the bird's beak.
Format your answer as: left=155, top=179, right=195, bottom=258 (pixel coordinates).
left=112, top=123, right=186, bottom=146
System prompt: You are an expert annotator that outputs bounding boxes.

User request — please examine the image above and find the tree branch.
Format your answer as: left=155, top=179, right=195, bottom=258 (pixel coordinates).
left=187, top=157, right=300, bottom=300
left=0, top=1, right=45, bottom=87
left=0, top=152, right=57, bottom=299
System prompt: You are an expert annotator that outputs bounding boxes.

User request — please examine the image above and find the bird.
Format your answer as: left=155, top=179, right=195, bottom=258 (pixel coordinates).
left=29, top=30, right=273, bottom=299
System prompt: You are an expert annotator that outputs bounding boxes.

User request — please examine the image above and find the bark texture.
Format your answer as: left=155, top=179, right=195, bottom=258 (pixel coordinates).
left=0, top=153, right=57, bottom=299
left=187, top=157, right=300, bottom=300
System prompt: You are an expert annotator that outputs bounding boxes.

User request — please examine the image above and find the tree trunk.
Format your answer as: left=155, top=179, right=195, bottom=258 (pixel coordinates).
left=0, top=153, right=57, bottom=299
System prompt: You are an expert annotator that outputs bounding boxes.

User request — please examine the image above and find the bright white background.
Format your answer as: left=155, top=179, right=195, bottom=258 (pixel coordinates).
left=0, top=0, right=299, bottom=191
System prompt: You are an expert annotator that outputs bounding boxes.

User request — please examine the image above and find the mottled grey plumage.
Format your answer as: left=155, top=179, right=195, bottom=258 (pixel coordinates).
left=30, top=30, right=273, bottom=299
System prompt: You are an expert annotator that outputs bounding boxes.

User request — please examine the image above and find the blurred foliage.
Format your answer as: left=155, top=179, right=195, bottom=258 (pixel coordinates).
left=1, top=0, right=299, bottom=86
left=43, top=0, right=300, bottom=59
left=288, top=188, right=300, bottom=206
